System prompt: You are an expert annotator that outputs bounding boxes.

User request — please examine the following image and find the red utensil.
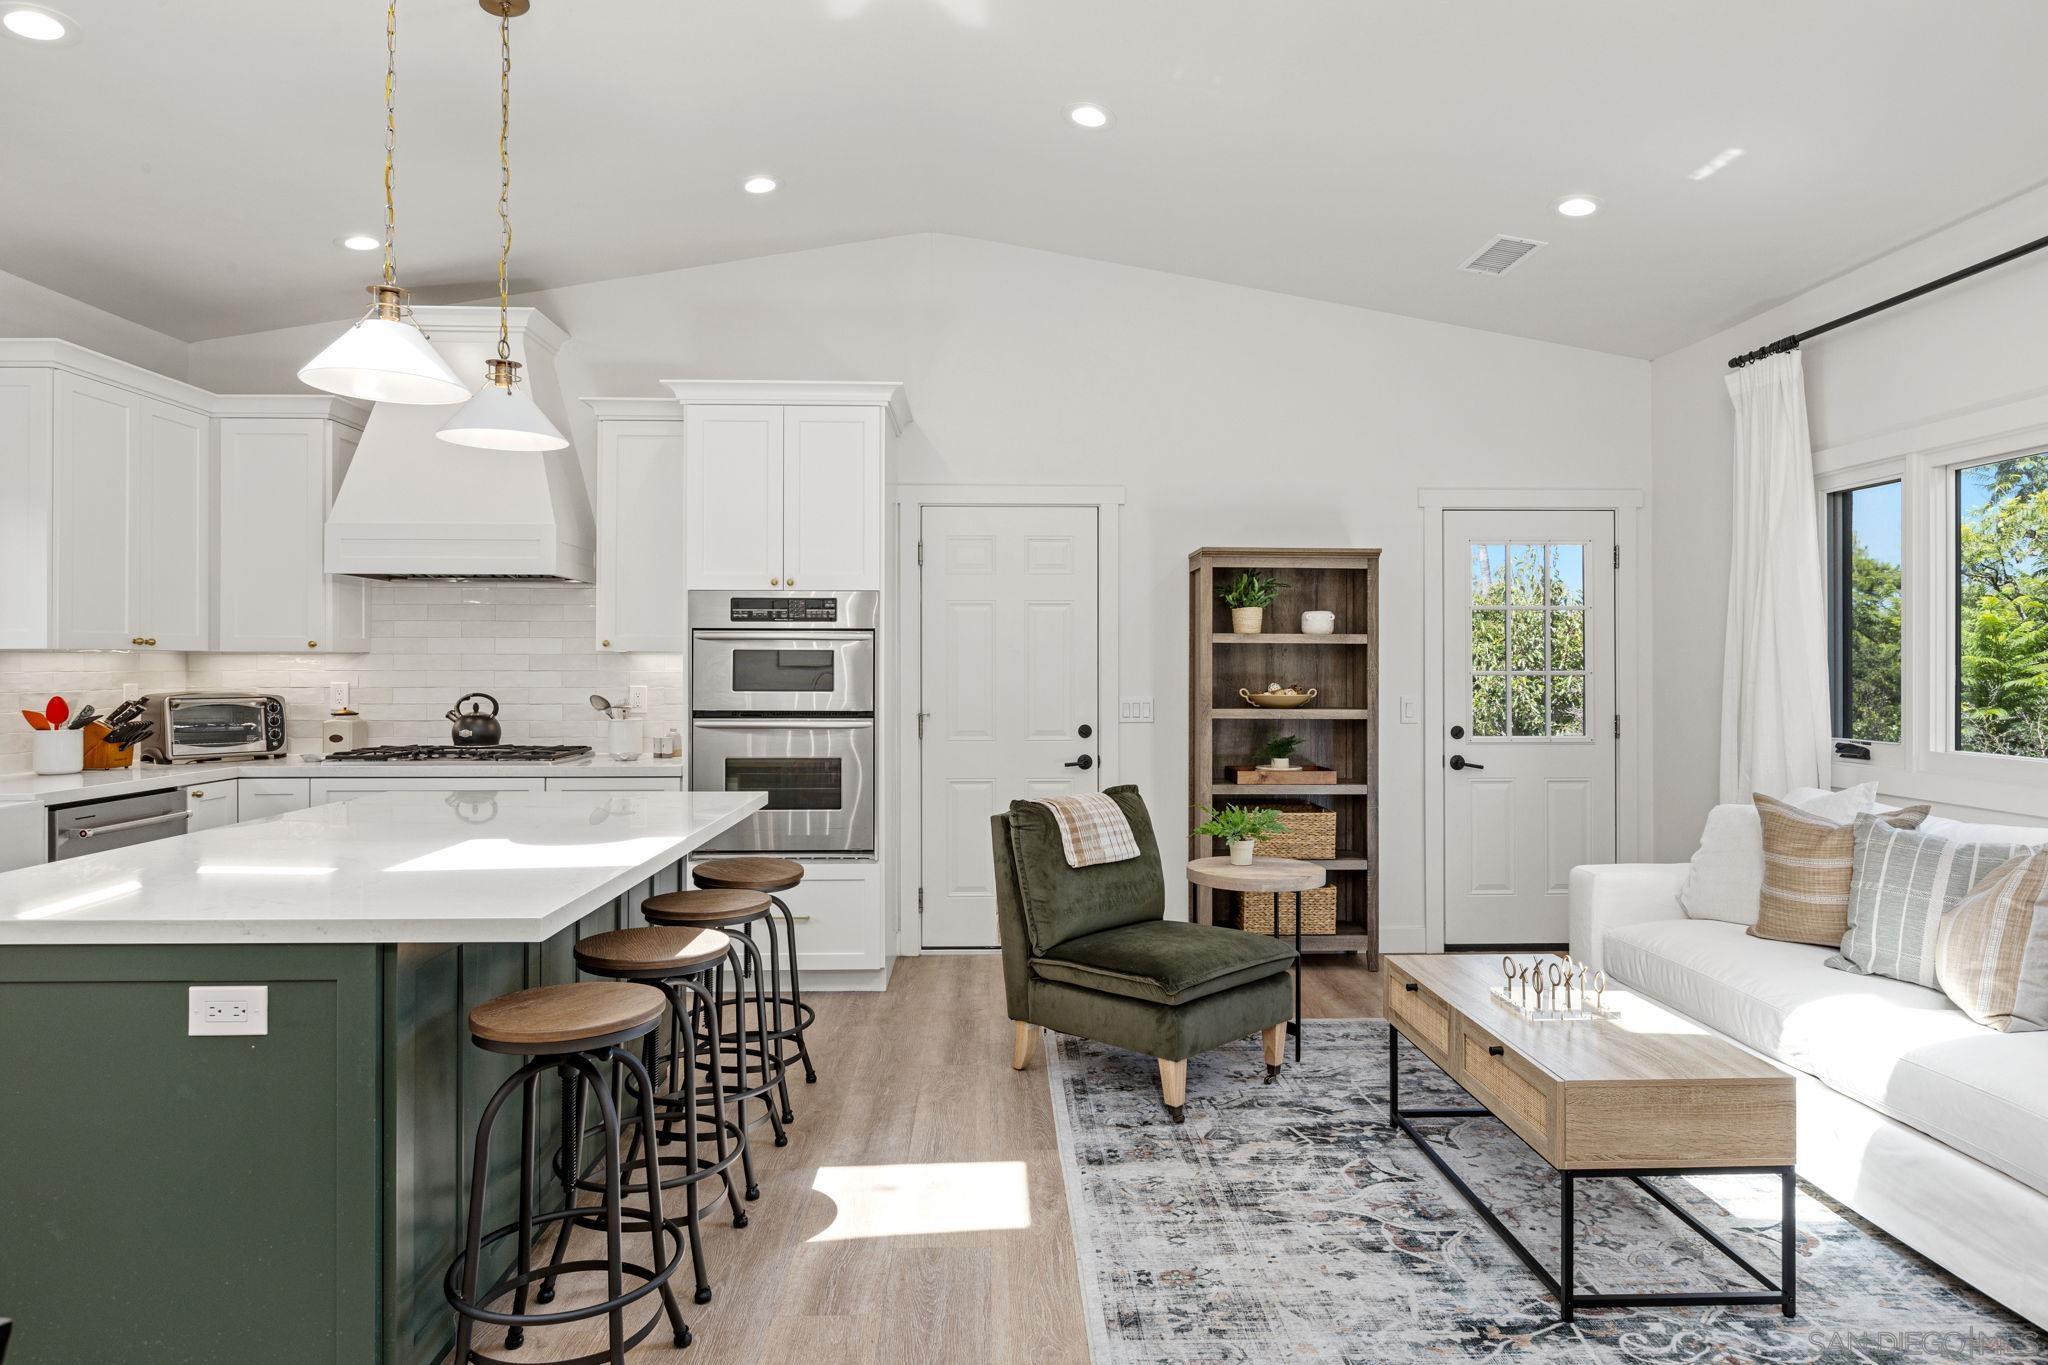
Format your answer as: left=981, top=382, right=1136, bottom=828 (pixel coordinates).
left=44, top=695, right=68, bottom=728
left=21, top=710, right=50, bottom=731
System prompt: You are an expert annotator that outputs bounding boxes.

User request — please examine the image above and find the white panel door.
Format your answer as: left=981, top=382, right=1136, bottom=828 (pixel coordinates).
left=218, top=420, right=324, bottom=652
left=783, top=405, right=882, bottom=590
left=1441, top=510, right=1617, bottom=946
left=919, top=505, right=1099, bottom=948
left=596, top=419, right=690, bottom=650
left=53, top=373, right=135, bottom=649
left=131, top=400, right=210, bottom=650
left=683, top=405, right=783, bottom=590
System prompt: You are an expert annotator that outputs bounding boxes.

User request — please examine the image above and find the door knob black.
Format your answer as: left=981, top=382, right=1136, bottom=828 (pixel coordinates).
left=1077, top=723, right=1092, bottom=739
left=1449, top=724, right=1465, bottom=740
left=1448, top=754, right=1485, bottom=771
left=1064, top=754, right=1094, bottom=770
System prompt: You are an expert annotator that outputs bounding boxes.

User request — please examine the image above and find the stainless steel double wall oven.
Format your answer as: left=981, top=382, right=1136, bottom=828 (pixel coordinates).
left=689, top=590, right=877, bottom=853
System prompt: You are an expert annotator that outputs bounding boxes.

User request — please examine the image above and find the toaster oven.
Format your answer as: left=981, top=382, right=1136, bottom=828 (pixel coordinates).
left=137, top=693, right=289, bottom=763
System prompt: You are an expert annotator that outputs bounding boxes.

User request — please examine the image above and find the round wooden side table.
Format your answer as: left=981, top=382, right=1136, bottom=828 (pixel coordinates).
left=1186, top=855, right=1325, bottom=1061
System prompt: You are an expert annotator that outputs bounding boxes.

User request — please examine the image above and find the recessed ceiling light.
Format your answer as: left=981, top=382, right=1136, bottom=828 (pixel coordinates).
left=1068, top=103, right=1111, bottom=129
left=338, top=234, right=381, bottom=252
left=1555, top=195, right=1600, bottom=218
left=1688, top=148, right=1745, bottom=181
left=2, top=5, right=74, bottom=42
left=743, top=175, right=778, bottom=195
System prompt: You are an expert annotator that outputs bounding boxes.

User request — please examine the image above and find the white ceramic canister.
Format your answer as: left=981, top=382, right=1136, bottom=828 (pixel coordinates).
left=607, top=713, right=645, bottom=761
left=1300, top=610, right=1336, bottom=635
left=33, top=729, right=84, bottom=775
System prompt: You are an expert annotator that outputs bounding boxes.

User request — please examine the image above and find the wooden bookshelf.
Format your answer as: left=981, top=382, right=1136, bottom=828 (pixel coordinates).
left=1189, top=547, right=1379, bottom=966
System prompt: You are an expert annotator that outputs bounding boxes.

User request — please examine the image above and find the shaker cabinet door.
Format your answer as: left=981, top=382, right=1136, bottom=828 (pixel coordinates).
left=596, top=419, right=689, bottom=651
left=782, top=405, right=882, bottom=591
left=52, top=373, right=137, bottom=650
left=131, top=398, right=211, bottom=651
left=683, top=405, right=783, bottom=590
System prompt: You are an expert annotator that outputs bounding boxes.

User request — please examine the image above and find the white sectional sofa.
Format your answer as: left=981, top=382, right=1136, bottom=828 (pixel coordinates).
left=1571, top=858, right=2048, bottom=1328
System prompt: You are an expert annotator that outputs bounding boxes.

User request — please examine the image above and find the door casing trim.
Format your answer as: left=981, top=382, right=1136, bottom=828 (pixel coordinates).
left=892, top=484, right=1126, bottom=958
left=1418, top=488, right=1650, bottom=953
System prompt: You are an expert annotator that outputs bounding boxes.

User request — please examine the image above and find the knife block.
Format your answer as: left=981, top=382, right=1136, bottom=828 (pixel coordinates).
left=81, top=722, right=134, bottom=770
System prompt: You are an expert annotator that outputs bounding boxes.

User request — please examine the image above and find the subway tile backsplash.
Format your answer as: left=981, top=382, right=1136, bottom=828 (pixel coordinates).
left=1, top=583, right=685, bottom=767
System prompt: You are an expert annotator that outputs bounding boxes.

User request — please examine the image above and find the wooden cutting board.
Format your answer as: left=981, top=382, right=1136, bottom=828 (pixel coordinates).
left=1228, top=761, right=1337, bottom=786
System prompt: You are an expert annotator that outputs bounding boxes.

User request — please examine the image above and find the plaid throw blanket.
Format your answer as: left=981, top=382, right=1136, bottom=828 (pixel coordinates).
left=1035, top=793, right=1141, bottom=868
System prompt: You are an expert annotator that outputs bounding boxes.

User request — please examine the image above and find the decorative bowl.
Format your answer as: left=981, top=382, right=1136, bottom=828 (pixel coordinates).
left=1239, top=686, right=1317, bottom=709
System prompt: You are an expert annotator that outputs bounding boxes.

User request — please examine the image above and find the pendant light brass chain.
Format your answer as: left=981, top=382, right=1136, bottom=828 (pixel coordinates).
left=496, top=6, right=513, bottom=364
left=382, top=0, right=398, bottom=289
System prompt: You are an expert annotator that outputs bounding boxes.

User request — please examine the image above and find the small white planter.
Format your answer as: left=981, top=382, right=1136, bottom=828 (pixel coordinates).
left=1263, top=757, right=1293, bottom=771
left=33, top=729, right=83, bottom=775
left=1229, top=606, right=1265, bottom=635
left=1228, top=839, right=1257, bottom=866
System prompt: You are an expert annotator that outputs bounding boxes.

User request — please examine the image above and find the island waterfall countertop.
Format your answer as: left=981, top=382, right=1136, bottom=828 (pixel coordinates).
left=0, top=789, right=764, bottom=945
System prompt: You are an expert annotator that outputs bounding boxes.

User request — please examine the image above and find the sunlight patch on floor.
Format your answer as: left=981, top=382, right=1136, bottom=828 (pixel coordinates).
left=808, top=1161, right=1031, bottom=1242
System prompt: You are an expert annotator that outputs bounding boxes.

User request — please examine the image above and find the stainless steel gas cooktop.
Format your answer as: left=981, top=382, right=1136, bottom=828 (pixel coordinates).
left=322, top=744, right=595, bottom=763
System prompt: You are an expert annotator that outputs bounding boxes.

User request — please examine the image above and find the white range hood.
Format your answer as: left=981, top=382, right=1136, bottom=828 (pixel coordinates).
left=324, top=306, right=595, bottom=582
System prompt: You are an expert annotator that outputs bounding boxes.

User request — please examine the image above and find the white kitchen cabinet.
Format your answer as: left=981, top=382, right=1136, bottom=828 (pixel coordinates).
left=184, top=781, right=239, bottom=832
left=309, top=777, right=546, bottom=805
left=215, top=399, right=370, bottom=653
left=586, top=401, right=690, bottom=651
left=544, top=777, right=684, bottom=792
left=238, top=776, right=313, bottom=821
left=663, top=383, right=908, bottom=593
left=0, top=345, right=214, bottom=651
left=692, top=857, right=883, bottom=973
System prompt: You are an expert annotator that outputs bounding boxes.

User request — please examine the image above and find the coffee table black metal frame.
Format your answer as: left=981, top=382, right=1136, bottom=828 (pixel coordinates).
left=1387, top=1024, right=1796, bottom=1324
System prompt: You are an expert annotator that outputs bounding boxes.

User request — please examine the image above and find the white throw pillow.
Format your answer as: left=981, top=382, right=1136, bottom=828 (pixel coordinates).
left=1679, top=783, right=1882, bottom=926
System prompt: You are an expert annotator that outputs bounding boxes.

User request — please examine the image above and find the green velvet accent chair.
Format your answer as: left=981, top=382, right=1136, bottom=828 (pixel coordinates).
left=991, top=785, right=1296, bottom=1122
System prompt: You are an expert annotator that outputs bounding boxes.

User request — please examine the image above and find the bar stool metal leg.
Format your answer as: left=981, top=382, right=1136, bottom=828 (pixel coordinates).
left=769, top=893, right=820, bottom=1085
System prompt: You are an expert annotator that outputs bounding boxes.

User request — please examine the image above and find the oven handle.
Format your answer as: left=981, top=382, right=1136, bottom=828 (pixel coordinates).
left=691, top=718, right=873, bottom=730
left=72, top=811, right=193, bottom=839
left=692, top=632, right=870, bottom=643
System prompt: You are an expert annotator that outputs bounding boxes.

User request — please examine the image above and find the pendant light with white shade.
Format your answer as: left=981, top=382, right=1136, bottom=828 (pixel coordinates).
left=438, top=0, right=568, bottom=452
left=297, top=0, right=468, bottom=406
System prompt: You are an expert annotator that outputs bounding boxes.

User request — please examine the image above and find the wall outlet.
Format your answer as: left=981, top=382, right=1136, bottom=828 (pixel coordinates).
left=188, top=985, right=268, bottom=1037
left=1119, top=697, right=1154, bottom=723
left=122, top=682, right=141, bottom=703
left=327, top=682, right=350, bottom=711
left=1400, top=696, right=1419, bottom=724
left=627, top=684, right=649, bottom=713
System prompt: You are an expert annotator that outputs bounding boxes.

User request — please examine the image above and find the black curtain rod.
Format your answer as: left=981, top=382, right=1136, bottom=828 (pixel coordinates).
left=1726, top=230, right=2048, bottom=369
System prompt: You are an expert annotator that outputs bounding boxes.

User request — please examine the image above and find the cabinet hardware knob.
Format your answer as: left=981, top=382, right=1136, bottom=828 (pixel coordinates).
left=786, top=578, right=794, bottom=586
left=145, top=638, right=157, bottom=646
left=307, top=640, right=317, bottom=649
left=770, top=578, right=780, bottom=587
left=1487, top=1045, right=1505, bottom=1057
left=191, top=789, right=204, bottom=797
left=130, top=637, right=145, bottom=646
left=601, top=639, right=611, bottom=648
left=1403, top=982, right=1418, bottom=992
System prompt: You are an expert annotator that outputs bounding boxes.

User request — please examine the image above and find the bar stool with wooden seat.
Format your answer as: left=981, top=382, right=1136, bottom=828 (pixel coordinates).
left=570, top=925, right=746, bottom=1308
left=691, top=856, right=818, bottom=1094
left=446, top=981, right=691, bottom=1363
left=641, top=887, right=791, bottom=1170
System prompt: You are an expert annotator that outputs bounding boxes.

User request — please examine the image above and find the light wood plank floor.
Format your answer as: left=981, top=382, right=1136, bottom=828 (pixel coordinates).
left=457, top=952, right=1381, bottom=1364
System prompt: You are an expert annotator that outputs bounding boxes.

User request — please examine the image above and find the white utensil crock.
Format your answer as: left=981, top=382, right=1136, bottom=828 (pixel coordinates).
left=33, top=729, right=84, bottom=775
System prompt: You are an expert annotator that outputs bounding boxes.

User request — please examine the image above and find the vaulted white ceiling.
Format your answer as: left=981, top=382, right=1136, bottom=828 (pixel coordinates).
left=4, top=0, right=2046, bottom=356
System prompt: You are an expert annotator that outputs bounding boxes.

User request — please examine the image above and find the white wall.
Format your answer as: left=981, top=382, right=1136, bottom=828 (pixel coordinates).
left=193, top=234, right=1651, bottom=952
left=1650, top=184, right=2048, bottom=856
left=0, top=265, right=191, bottom=379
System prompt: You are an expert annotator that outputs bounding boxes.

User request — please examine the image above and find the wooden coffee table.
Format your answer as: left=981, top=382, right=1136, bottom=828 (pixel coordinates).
left=1384, top=953, right=1798, bottom=1322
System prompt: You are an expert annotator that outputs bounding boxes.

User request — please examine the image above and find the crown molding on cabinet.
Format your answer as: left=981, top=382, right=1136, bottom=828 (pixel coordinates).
left=660, top=380, right=911, bottom=434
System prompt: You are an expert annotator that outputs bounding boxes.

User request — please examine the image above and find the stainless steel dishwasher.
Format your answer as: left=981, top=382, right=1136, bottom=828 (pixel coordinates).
left=49, top=787, right=191, bottom=860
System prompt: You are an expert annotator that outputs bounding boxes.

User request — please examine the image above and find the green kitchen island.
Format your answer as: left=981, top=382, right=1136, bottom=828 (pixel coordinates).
left=0, top=788, right=765, bottom=1365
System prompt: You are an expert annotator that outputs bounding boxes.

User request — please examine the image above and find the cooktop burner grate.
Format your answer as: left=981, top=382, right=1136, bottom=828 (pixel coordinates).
left=324, top=744, right=595, bottom=763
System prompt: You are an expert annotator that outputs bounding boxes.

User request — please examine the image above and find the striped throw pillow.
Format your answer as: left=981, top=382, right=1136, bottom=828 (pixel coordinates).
left=1828, top=817, right=2030, bottom=987
left=1936, top=850, right=2048, bottom=1032
left=1749, top=794, right=1929, bottom=947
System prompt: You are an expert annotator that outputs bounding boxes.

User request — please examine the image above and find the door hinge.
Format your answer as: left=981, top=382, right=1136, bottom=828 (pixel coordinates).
left=917, top=540, right=924, bottom=567
left=917, top=886, right=925, bottom=915
left=1614, top=714, right=1621, bottom=739
left=917, top=711, right=929, bottom=740
left=1612, top=544, right=1620, bottom=570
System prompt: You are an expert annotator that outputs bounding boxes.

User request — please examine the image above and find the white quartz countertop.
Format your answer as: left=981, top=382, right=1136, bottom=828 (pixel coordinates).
left=0, top=790, right=764, bottom=945
left=0, top=756, right=692, bottom=805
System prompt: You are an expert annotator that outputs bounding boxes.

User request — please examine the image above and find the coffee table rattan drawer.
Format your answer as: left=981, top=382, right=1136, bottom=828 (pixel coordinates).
left=1387, top=963, right=1452, bottom=1055
left=1457, top=1021, right=1556, bottom=1156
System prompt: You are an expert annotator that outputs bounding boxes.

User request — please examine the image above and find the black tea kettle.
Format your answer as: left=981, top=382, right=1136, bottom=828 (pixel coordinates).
left=448, top=692, right=502, bottom=746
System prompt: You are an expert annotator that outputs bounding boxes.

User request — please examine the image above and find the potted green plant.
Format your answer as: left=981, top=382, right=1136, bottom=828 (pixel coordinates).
left=1258, top=734, right=1301, bottom=771
left=1192, top=804, right=1286, bottom=866
left=1219, top=570, right=1287, bottom=635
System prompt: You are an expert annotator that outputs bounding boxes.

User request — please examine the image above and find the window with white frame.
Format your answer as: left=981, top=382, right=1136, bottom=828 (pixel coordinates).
left=1954, top=450, right=2048, bottom=760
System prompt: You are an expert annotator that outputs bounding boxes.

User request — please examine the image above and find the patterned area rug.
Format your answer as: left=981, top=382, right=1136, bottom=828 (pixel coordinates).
left=1045, top=1019, right=2048, bottom=1364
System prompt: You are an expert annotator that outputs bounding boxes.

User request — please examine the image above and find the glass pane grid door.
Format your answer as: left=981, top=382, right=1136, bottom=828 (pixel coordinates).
left=1469, top=542, right=1587, bottom=739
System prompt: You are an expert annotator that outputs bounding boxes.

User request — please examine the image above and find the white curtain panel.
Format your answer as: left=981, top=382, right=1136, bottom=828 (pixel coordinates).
left=1719, top=350, right=1833, bottom=801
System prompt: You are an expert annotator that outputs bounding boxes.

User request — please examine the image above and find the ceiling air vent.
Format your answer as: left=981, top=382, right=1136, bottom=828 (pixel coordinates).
left=1460, top=235, right=1546, bottom=275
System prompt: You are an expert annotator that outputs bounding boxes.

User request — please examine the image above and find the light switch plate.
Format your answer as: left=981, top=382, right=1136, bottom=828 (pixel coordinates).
left=627, top=684, right=650, bottom=713
left=328, top=682, right=350, bottom=710
left=188, top=985, right=268, bottom=1037
left=122, top=682, right=141, bottom=703
left=1118, top=698, right=1155, bottom=723
left=1400, top=696, right=1419, bottom=724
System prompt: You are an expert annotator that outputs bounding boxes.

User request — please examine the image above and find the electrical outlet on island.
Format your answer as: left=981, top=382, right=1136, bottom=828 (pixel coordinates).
left=188, top=985, right=268, bottom=1037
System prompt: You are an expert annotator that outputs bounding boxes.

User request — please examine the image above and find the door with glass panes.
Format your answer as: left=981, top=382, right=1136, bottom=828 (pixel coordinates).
left=1441, top=510, right=1618, bottom=945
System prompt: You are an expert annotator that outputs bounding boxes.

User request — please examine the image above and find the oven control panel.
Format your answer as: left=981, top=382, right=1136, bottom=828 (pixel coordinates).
left=729, top=597, right=839, bottom=623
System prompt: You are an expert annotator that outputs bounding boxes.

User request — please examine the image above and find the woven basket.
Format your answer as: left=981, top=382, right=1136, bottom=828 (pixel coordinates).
left=1239, top=886, right=1338, bottom=935
left=1249, top=803, right=1336, bottom=860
